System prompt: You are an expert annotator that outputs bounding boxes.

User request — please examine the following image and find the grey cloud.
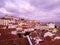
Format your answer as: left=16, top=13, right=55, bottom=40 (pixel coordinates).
left=29, top=0, right=60, bottom=11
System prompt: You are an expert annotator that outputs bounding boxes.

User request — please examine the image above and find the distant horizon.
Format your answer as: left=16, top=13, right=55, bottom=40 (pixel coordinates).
left=0, top=14, right=60, bottom=23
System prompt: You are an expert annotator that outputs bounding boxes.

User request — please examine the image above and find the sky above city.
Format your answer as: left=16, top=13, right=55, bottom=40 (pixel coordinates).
left=0, top=0, right=60, bottom=22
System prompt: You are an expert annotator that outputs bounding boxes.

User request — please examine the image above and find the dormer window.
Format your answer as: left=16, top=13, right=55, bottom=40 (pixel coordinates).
left=21, top=18, right=24, bottom=21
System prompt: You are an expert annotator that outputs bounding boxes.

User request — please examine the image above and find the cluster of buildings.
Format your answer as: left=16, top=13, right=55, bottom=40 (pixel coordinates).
left=0, top=15, right=57, bottom=29
left=0, top=15, right=60, bottom=45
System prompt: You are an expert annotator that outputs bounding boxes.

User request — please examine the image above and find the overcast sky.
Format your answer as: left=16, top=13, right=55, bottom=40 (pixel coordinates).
left=0, top=0, right=60, bottom=22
